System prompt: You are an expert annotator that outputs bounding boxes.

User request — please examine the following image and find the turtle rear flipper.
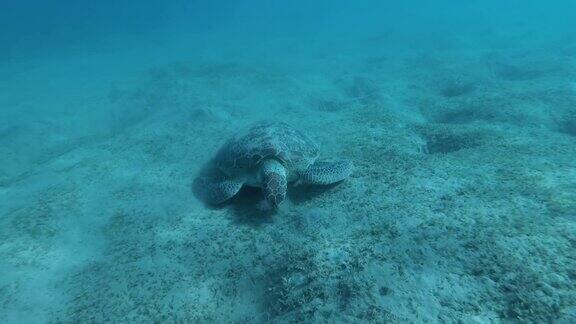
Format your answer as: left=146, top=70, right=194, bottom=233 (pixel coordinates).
left=194, top=177, right=244, bottom=205
left=299, top=160, right=353, bottom=185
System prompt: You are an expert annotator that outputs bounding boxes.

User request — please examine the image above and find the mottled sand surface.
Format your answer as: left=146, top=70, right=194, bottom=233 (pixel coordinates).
left=1, top=35, right=575, bottom=322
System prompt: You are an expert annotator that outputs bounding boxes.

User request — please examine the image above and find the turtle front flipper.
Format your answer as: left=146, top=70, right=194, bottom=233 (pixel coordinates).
left=299, top=160, right=353, bottom=185
left=260, top=159, right=288, bottom=208
left=193, top=177, right=244, bottom=205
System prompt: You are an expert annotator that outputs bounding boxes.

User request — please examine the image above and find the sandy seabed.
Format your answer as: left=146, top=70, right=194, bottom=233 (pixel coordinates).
left=1, top=35, right=575, bottom=323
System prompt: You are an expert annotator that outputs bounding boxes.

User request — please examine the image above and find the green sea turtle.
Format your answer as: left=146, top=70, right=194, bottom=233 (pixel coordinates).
left=195, top=121, right=353, bottom=208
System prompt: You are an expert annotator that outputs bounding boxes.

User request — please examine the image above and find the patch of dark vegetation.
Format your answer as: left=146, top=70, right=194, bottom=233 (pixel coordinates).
left=497, top=64, right=552, bottom=81
left=559, top=45, right=576, bottom=56
left=3, top=186, right=79, bottom=242
left=428, top=96, right=555, bottom=129
left=433, top=107, right=482, bottom=124
left=107, top=86, right=132, bottom=104
left=424, top=135, right=465, bottom=154
left=309, top=97, right=349, bottom=112
left=341, top=76, right=382, bottom=104
left=263, top=248, right=327, bottom=319
left=466, top=232, right=576, bottom=323
left=0, top=124, right=17, bottom=140
left=420, top=128, right=484, bottom=155
left=558, top=119, right=576, bottom=137
left=261, top=240, right=389, bottom=322
left=439, top=79, right=476, bottom=98
left=0, top=170, right=8, bottom=187
left=501, top=271, right=565, bottom=322
left=486, top=52, right=564, bottom=81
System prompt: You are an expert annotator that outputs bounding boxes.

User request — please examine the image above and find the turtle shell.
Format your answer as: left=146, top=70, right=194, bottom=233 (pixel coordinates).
left=215, top=122, right=319, bottom=180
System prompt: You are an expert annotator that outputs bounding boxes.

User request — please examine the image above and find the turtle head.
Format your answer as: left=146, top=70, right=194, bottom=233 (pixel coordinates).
left=260, top=158, right=287, bottom=208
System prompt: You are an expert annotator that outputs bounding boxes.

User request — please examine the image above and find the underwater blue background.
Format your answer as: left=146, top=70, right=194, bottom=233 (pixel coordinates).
left=1, top=1, right=575, bottom=322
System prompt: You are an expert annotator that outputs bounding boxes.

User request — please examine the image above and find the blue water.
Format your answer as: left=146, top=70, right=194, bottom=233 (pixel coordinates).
left=1, top=1, right=575, bottom=322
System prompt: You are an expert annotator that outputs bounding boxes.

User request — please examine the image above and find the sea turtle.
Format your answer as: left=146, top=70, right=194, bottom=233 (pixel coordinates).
left=195, top=121, right=353, bottom=208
